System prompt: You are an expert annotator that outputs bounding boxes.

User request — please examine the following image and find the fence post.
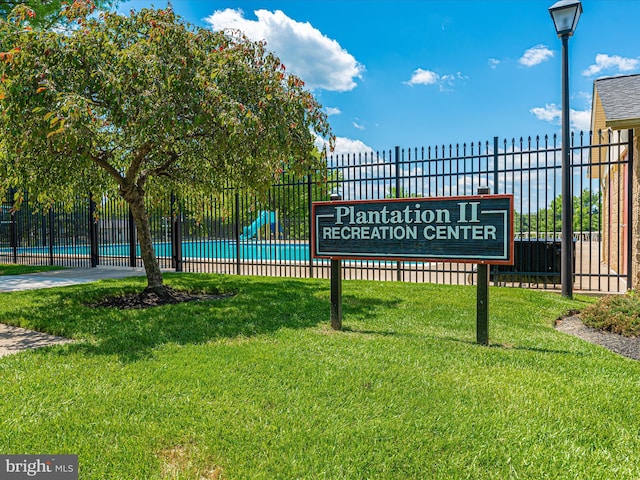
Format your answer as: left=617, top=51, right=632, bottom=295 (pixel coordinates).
left=493, top=136, right=499, bottom=194
left=234, top=192, right=241, bottom=275
left=395, top=145, right=403, bottom=282
left=492, top=136, right=500, bottom=285
left=41, top=213, right=47, bottom=248
left=48, top=209, right=54, bottom=266
left=307, top=174, right=314, bottom=278
left=627, top=129, right=634, bottom=288
left=171, top=193, right=183, bottom=272
left=9, top=188, right=17, bottom=264
left=128, top=207, right=136, bottom=267
left=89, top=194, right=99, bottom=267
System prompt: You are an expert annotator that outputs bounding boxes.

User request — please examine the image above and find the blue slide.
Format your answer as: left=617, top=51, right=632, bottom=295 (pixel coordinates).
left=240, top=211, right=281, bottom=240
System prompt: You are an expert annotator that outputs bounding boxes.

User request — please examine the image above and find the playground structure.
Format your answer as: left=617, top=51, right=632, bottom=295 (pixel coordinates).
left=240, top=211, right=283, bottom=240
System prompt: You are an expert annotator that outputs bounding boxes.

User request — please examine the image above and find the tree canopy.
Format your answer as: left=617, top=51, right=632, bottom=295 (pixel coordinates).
left=0, top=2, right=333, bottom=293
left=515, top=189, right=602, bottom=235
left=0, top=0, right=115, bottom=29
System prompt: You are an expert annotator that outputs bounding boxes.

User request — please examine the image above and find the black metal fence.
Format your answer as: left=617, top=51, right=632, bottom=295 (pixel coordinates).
left=0, top=130, right=633, bottom=293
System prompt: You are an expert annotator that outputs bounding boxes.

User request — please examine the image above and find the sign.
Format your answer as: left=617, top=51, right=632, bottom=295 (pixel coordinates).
left=312, top=195, right=514, bottom=265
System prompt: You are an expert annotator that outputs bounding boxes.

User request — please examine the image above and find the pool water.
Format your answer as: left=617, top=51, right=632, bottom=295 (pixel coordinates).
left=4, top=240, right=311, bottom=262
left=152, top=240, right=310, bottom=261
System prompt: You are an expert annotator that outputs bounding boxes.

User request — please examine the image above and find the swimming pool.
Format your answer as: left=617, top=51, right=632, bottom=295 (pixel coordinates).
left=3, top=240, right=311, bottom=262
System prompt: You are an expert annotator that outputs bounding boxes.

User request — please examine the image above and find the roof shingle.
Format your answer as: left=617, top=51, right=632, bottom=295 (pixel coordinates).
left=594, top=74, right=640, bottom=128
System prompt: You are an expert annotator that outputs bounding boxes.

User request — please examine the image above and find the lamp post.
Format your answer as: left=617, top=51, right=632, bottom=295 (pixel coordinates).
left=549, top=0, right=582, bottom=298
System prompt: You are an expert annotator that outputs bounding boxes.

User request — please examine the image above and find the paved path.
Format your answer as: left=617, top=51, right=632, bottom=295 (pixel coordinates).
left=0, top=324, right=75, bottom=358
left=0, top=266, right=147, bottom=292
left=0, top=267, right=147, bottom=358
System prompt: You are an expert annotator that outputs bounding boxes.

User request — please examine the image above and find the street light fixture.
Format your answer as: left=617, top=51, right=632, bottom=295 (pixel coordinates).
left=549, top=0, right=582, bottom=298
left=549, top=0, right=582, bottom=37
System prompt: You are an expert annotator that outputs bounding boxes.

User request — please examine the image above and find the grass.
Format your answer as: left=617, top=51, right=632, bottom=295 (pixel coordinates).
left=1, top=273, right=639, bottom=479
left=0, top=263, right=65, bottom=275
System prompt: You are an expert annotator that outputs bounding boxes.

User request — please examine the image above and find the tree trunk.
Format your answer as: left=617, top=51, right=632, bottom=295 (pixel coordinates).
left=121, top=186, right=166, bottom=294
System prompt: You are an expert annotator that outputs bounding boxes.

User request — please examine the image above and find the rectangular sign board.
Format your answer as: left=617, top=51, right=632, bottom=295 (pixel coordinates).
left=312, top=195, right=514, bottom=265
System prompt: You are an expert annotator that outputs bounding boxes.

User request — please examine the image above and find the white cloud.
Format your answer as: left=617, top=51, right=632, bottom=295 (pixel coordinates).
left=404, top=69, right=466, bottom=91
left=405, top=68, right=439, bottom=86
left=518, top=45, right=554, bottom=67
left=488, top=58, right=500, bottom=69
left=205, top=9, right=364, bottom=92
left=530, top=103, right=591, bottom=132
left=353, top=119, right=365, bottom=131
left=576, top=91, right=593, bottom=105
left=314, top=135, right=373, bottom=158
left=439, top=72, right=467, bottom=92
left=571, top=109, right=592, bottom=132
left=332, top=137, right=374, bottom=156
left=582, top=53, right=640, bottom=77
left=530, top=104, right=561, bottom=123
left=325, top=107, right=341, bottom=116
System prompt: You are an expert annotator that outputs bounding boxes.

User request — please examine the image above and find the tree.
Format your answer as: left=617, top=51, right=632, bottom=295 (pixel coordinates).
left=0, top=0, right=115, bottom=29
left=515, top=189, right=602, bottom=236
left=385, top=186, right=422, bottom=199
left=0, top=3, right=333, bottom=296
left=572, top=188, right=601, bottom=233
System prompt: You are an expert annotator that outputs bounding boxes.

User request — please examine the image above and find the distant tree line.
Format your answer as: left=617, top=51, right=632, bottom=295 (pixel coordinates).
left=515, top=189, right=602, bottom=235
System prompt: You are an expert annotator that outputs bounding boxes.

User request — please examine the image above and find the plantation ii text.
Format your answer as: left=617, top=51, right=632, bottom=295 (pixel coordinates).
left=312, top=195, right=514, bottom=265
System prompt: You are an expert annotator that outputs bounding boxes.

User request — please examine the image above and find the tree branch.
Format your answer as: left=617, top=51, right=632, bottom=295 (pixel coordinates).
left=125, top=141, right=152, bottom=182
left=90, top=150, right=125, bottom=187
left=149, top=151, right=179, bottom=177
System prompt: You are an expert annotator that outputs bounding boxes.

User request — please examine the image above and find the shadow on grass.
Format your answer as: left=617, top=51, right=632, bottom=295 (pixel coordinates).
left=341, top=326, right=416, bottom=338
left=0, top=274, right=405, bottom=362
left=341, top=327, right=586, bottom=357
left=341, top=294, right=404, bottom=318
left=435, top=334, right=587, bottom=357
left=105, top=279, right=330, bottom=361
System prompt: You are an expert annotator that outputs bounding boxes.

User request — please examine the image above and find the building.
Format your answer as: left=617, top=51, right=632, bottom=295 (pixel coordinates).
left=590, top=74, right=640, bottom=288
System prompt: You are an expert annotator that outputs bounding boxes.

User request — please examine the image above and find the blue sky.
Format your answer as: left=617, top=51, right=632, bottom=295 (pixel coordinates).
left=118, top=0, right=640, bottom=155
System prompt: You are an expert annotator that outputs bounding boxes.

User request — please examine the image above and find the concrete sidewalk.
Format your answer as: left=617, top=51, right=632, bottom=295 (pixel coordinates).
left=0, top=266, right=147, bottom=357
left=0, top=323, right=74, bottom=358
left=0, top=266, right=147, bottom=292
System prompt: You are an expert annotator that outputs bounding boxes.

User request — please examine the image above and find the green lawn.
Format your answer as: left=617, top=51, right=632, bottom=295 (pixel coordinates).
left=0, top=263, right=65, bottom=275
left=1, top=274, right=638, bottom=479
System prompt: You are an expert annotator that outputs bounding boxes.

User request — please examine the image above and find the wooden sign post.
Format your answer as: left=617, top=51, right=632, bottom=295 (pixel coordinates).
left=476, top=186, right=492, bottom=345
left=330, top=258, right=342, bottom=330
left=312, top=193, right=514, bottom=344
left=329, top=193, right=343, bottom=331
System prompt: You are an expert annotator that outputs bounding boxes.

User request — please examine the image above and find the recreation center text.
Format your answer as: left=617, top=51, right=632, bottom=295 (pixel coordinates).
left=321, top=202, right=497, bottom=241
left=312, top=195, right=514, bottom=264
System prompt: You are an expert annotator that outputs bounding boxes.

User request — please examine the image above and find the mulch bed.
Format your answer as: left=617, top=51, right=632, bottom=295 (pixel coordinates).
left=555, top=314, right=640, bottom=361
left=90, top=287, right=234, bottom=310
